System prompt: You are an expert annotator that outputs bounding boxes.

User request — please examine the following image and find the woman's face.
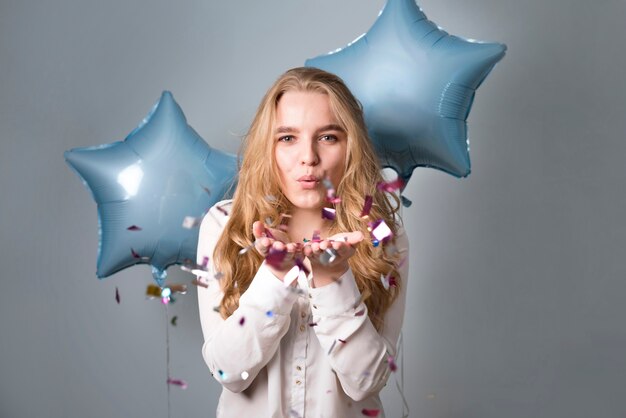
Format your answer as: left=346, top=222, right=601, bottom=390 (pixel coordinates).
left=274, top=90, right=348, bottom=210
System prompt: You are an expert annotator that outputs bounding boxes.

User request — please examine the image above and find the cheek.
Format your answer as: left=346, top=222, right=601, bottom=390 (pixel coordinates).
left=275, top=148, right=294, bottom=179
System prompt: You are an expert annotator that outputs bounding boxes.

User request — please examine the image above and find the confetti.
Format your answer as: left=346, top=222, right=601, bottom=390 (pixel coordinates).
left=338, top=339, right=347, bottom=344
left=328, top=340, right=337, bottom=354
left=265, top=194, right=277, bottom=202
left=361, top=408, right=380, bottom=417
left=322, top=175, right=341, bottom=204
left=146, top=284, right=162, bottom=298
left=202, top=186, right=211, bottom=195
left=321, top=207, right=336, bottom=220
left=389, top=276, right=397, bottom=288
left=182, top=216, right=202, bottom=229
left=311, top=230, right=322, bottom=242
left=381, top=274, right=390, bottom=290
left=360, top=195, right=373, bottom=218
left=192, top=277, right=208, bottom=288
left=167, top=378, right=188, bottom=389
left=266, top=310, right=274, bottom=318
left=400, top=194, right=412, bottom=207
left=239, top=316, right=245, bottom=326
left=265, top=247, right=287, bottom=269
left=216, top=206, right=229, bottom=216
left=308, top=322, right=318, bottom=327
left=241, top=371, right=250, bottom=380
left=217, top=369, right=226, bottom=379
left=377, top=178, right=404, bottom=193
left=131, top=248, right=141, bottom=259
left=115, top=287, right=120, bottom=304
left=171, top=316, right=178, bottom=326
left=368, top=219, right=392, bottom=242
left=264, top=227, right=276, bottom=239
left=127, top=225, right=142, bottom=231
left=387, top=355, right=398, bottom=372
left=355, top=308, right=366, bottom=317
left=319, top=248, right=338, bottom=265
left=238, top=243, right=255, bottom=255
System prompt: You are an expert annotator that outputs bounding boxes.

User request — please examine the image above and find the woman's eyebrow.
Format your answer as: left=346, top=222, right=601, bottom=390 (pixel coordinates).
left=315, top=124, right=345, bottom=134
left=275, top=126, right=298, bottom=134
left=274, top=124, right=345, bottom=134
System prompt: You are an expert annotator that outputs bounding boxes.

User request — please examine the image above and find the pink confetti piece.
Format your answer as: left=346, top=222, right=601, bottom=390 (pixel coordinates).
left=202, top=186, right=211, bottom=195
left=361, top=408, right=380, bottom=417
left=360, top=195, right=373, bottom=218
left=355, top=308, right=366, bottom=317
left=321, top=207, right=336, bottom=220
left=322, top=175, right=341, bottom=204
left=127, top=225, right=142, bottom=231
left=265, top=247, right=287, bottom=270
left=216, top=206, right=229, bottom=216
left=308, top=322, right=318, bottom=327
left=239, top=316, right=245, bottom=326
left=311, top=230, right=321, bottom=242
left=376, top=178, right=404, bottom=193
left=387, top=355, right=397, bottom=372
left=115, top=287, right=120, bottom=304
left=338, top=339, right=347, bottom=344
left=167, top=378, right=188, bottom=389
left=131, top=248, right=141, bottom=259
left=264, top=227, right=276, bottom=239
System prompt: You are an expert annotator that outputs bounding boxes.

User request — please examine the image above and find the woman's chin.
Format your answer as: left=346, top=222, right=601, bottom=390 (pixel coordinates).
left=289, top=194, right=324, bottom=211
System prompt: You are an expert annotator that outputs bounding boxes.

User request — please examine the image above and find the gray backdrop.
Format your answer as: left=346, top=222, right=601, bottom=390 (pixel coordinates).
left=1, top=0, right=625, bottom=417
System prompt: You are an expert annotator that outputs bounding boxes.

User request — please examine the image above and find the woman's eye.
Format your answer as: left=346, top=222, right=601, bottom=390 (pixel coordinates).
left=278, top=135, right=294, bottom=142
left=320, top=135, right=337, bottom=142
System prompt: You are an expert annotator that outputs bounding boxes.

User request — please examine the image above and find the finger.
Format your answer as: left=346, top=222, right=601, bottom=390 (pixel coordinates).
left=320, top=240, right=329, bottom=251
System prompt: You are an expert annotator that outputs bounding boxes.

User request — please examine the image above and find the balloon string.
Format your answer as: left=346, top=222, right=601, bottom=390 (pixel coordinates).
left=165, top=303, right=171, bottom=418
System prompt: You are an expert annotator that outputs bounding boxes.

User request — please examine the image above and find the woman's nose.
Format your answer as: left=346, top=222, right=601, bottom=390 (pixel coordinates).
left=299, top=141, right=319, bottom=165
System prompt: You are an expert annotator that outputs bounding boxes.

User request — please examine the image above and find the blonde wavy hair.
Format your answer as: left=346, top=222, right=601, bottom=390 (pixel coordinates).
left=213, top=67, right=403, bottom=332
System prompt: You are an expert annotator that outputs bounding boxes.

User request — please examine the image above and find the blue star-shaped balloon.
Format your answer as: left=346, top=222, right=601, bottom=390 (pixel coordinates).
left=65, top=91, right=239, bottom=286
left=306, top=0, right=506, bottom=185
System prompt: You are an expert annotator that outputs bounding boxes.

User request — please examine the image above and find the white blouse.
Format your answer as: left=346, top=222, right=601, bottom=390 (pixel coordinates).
left=197, top=199, right=410, bottom=418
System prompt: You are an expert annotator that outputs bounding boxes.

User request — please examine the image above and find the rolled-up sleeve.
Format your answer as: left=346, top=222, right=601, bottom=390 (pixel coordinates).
left=197, top=206, right=299, bottom=393
left=308, top=226, right=410, bottom=402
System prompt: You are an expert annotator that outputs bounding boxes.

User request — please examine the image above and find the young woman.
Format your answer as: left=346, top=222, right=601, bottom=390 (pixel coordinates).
left=197, top=67, right=409, bottom=418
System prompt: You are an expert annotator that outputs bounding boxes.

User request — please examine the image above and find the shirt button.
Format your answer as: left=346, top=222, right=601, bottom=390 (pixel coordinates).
left=296, top=380, right=301, bottom=385
left=296, top=366, right=302, bottom=371
left=300, top=311, right=306, bottom=318
left=299, top=324, right=305, bottom=332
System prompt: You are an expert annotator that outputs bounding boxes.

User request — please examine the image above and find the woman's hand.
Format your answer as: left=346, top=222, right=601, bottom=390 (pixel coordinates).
left=303, top=231, right=364, bottom=287
left=252, top=221, right=302, bottom=283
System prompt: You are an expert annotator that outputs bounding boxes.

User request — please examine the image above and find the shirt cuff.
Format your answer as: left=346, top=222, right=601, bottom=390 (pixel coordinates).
left=308, top=268, right=362, bottom=316
left=238, top=260, right=300, bottom=316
